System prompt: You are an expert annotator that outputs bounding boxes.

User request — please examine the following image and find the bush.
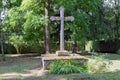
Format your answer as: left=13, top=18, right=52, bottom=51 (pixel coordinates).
left=49, top=59, right=87, bottom=74
left=117, top=49, right=120, bottom=55
left=86, top=39, right=120, bottom=53
left=0, top=43, right=16, bottom=54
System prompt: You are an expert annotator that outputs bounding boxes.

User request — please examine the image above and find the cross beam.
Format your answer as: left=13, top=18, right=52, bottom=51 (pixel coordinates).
left=50, top=6, right=74, bottom=51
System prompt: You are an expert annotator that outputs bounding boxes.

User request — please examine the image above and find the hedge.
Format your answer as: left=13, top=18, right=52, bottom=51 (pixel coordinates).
left=85, top=39, right=120, bottom=53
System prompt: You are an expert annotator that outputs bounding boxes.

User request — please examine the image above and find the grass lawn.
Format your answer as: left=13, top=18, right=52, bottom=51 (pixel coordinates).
left=0, top=53, right=120, bottom=80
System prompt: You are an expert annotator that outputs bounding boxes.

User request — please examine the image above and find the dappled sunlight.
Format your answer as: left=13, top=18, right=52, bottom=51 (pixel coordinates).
left=0, top=69, right=49, bottom=80
left=108, top=60, right=120, bottom=72
left=0, top=53, right=120, bottom=80
left=33, top=56, right=41, bottom=59
left=0, top=72, right=32, bottom=80
left=97, top=54, right=120, bottom=72
left=7, top=54, right=22, bottom=57
left=0, top=54, right=44, bottom=80
left=59, top=78, right=67, bottom=80
left=25, top=69, right=49, bottom=76
left=87, top=54, right=120, bottom=73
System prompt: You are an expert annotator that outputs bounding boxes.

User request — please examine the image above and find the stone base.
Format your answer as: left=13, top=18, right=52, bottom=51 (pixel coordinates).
left=56, top=50, right=70, bottom=56
left=41, top=54, right=88, bottom=70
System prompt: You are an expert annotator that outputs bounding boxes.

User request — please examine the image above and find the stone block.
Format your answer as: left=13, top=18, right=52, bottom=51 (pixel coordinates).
left=41, top=54, right=88, bottom=70
left=56, top=50, right=70, bottom=56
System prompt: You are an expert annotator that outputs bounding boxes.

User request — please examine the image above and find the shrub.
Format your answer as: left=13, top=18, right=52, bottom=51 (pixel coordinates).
left=86, top=39, right=120, bottom=53
left=49, top=59, right=87, bottom=74
left=117, top=49, right=120, bottom=55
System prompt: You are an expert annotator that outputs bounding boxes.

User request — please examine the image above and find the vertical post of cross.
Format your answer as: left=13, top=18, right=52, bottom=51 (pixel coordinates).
left=60, top=6, right=64, bottom=51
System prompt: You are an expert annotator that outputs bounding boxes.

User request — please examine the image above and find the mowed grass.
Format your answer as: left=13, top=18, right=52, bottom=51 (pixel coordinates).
left=0, top=54, right=42, bottom=74
left=36, top=71, right=120, bottom=80
left=0, top=53, right=120, bottom=80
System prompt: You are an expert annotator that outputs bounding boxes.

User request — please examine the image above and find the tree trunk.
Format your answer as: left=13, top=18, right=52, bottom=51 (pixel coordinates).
left=114, top=0, right=119, bottom=38
left=72, top=41, right=77, bottom=53
left=0, top=31, right=5, bottom=61
left=45, top=0, right=50, bottom=54
left=15, top=46, right=20, bottom=54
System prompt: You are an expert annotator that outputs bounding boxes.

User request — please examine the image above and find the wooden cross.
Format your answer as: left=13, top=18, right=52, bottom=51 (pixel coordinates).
left=50, top=6, right=74, bottom=51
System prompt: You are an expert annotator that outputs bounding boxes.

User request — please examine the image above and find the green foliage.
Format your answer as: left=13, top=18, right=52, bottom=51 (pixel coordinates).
left=50, top=0, right=102, bottom=48
left=86, top=40, right=120, bottom=53
left=20, top=0, right=44, bottom=12
left=3, top=0, right=46, bottom=49
left=23, top=11, right=46, bottom=41
left=20, top=0, right=46, bottom=42
left=9, top=35, right=26, bottom=54
left=0, top=0, right=3, bottom=10
left=117, top=49, right=120, bottom=55
left=7, top=7, right=24, bottom=32
left=2, top=0, right=120, bottom=53
left=50, top=59, right=87, bottom=74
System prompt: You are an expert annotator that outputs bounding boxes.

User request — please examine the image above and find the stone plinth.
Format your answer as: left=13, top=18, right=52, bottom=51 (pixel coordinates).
left=41, top=54, right=88, bottom=70
left=56, top=50, right=69, bottom=56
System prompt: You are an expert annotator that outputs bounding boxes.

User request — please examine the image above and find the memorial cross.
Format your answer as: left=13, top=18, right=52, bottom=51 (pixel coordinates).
left=50, top=6, right=74, bottom=51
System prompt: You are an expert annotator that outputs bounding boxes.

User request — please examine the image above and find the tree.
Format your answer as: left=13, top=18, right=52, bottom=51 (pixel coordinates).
left=50, top=0, right=102, bottom=50
left=0, top=18, right=5, bottom=61
left=2, top=0, right=119, bottom=54
left=0, top=0, right=5, bottom=61
left=114, top=0, right=120, bottom=38
left=37, top=0, right=102, bottom=52
left=20, top=0, right=47, bottom=53
left=45, top=0, right=50, bottom=54
left=2, top=0, right=47, bottom=53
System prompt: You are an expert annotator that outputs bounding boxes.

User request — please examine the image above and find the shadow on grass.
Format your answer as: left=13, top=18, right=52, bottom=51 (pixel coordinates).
left=103, top=54, right=120, bottom=60
left=19, top=71, right=120, bottom=80
left=81, top=53, right=120, bottom=60
left=0, top=54, right=42, bottom=75
left=0, top=54, right=42, bottom=66
left=0, top=53, right=120, bottom=80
